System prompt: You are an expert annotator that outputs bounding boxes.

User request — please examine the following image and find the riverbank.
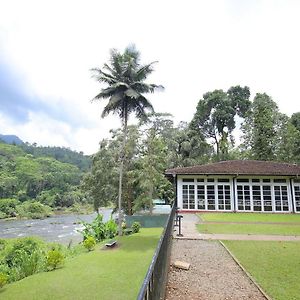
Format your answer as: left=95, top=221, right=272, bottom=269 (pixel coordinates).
left=0, top=209, right=112, bottom=244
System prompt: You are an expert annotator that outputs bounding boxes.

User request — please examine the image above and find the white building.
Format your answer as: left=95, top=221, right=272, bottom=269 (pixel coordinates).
left=165, top=160, right=300, bottom=213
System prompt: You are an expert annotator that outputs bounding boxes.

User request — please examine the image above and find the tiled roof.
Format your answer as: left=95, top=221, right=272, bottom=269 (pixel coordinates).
left=165, top=160, right=300, bottom=176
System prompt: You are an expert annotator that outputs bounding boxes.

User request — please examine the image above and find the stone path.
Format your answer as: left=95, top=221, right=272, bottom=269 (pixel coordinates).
left=165, top=239, right=267, bottom=300
left=174, top=213, right=300, bottom=241
left=166, top=213, right=300, bottom=299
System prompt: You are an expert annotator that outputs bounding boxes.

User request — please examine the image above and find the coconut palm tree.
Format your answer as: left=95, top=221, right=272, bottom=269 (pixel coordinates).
left=91, top=45, right=163, bottom=235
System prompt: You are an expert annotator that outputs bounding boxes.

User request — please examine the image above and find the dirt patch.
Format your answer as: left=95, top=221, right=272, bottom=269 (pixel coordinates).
left=165, top=239, right=266, bottom=300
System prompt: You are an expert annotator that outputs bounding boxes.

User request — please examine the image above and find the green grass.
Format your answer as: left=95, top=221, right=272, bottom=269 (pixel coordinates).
left=0, top=228, right=163, bottom=300
left=223, top=241, right=300, bottom=300
left=199, top=212, right=300, bottom=223
left=197, top=223, right=300, bottom=235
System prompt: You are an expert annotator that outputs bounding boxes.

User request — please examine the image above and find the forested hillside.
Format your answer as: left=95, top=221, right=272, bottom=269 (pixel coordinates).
left=19, top=143, right=91, bottom=171
left=0, top=142, right=91, bottom=219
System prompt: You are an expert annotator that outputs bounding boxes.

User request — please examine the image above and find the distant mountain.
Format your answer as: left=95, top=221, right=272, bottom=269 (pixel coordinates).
left=0, top=134, right=23, bottom=145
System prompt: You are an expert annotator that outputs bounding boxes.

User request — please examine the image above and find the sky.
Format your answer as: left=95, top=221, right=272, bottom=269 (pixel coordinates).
left=0, top=0, right=300, bottom=154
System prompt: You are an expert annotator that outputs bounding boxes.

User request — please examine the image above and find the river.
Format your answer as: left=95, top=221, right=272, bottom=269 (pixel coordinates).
left=0, top=208, right=113, bottom=245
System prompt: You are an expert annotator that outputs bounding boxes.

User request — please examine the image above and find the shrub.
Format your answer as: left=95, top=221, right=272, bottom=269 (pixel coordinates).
left=46, top=249, right=64, bottom=270
left=17, top=201, right=52, bottom=219
left=131, top=222, right=141, bottom=233
left=0, top=272, right=8, bottom=288
left=83, top=236, right=96, bottom=251
left=4, top=237, right=46, bottom=280
left=0, top=198, right=20, bottom=218
left=105, top=219, right=118, bottom=239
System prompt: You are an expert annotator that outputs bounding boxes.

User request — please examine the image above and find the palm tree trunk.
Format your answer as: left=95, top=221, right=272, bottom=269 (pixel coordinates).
left=118, top=108, right=128, bottom=236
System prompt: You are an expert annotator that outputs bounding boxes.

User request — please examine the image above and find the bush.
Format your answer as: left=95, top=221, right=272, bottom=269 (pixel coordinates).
left=17, top=201, right=52, bottom=219
left=105, top=219, right=118, bottom=239
left=83, top=236, right=96, bottom=251
left=0, top=198, right=20, bottom=218
left=0, top=272, right=8, bottom=288
left=80, top=215, right=118, bottom=242
left=4, top=237, right=46, bottom=280
left=46, top=249, right=64, bottom=270
left=131, top=222, right=141, bottom=233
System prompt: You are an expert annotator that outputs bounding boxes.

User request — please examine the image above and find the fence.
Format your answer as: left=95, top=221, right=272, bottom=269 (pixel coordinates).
left=137, top=204, right=176, bottom=300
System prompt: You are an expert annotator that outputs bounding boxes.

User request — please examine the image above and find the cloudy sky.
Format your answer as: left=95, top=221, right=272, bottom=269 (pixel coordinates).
left=0, top=0, right=299, bottom=154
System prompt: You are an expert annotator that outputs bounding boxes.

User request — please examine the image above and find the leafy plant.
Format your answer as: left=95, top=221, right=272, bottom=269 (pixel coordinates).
left=83, top=236, right=96, bottom=252
left=131, top=222, right=141, bottom=233
left=16, top=201, right=52, bottom=219
left=3, top=237, right=46, bottom=280
left=46, top=249, right=64, bottom=270
left=105, top=219, right=118, bottom=239
left=0, top=272, right=8, bottom=288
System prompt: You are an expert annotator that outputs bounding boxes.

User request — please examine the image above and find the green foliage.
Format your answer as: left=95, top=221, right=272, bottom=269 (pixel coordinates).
left=79, top=215, right=118, bottom=242
left=190, top=86, right=250, bottom=160
left=105, top=219, right=118, bottom=238
left=131, top=222, right=141, bottom=233
left=3, top=237, right=46, bottom=281
left=19, top=143, right=91, bottom=171
left=241, top=93, right=280, bottom=160
left=0, top=198, right=20, bottom=218
left=0, top=142, right=90, bottom=216
left=0, top=272, right=8, bottom=288
left=46, top=249, right=64, bottom=270
left=17, top=201, right=52, bottom=219
left=83, top=236, right=96, bottom=252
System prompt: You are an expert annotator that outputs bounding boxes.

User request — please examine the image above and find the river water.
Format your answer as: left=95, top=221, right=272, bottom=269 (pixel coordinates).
left=0, top=209, right=113, bottom=245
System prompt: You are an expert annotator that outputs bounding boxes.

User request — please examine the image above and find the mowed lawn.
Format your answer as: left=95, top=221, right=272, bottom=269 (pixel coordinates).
left=197, top=213, right=300, bottom=235
left=223, top=241, right=300, bottom=300
left=0, top=228, right=163, bottom=300
left=199, top=212, right=300, bottom=223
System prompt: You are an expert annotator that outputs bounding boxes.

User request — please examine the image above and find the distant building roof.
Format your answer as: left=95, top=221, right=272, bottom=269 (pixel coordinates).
left=165, top=160, right=300, bottom=176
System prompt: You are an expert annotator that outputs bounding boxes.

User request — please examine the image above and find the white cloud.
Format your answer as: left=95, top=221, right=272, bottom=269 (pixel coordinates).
left=0, top=0, right=300, bottom=154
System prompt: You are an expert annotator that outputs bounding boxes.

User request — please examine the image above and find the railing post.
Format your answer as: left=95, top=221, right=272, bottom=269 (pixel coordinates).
left=177, top=215, right=183, bottom=237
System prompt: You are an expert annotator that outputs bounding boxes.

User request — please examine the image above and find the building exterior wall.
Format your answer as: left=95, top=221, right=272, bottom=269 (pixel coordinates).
left=177, top=175, right=299, bottom=213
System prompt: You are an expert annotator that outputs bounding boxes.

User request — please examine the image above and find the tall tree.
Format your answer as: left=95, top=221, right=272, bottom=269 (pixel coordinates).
left=91, top=45, right=163, bottom=235
left=241, top=93, right=281, bottom=160
left=190, top=86, right=250, bottom=160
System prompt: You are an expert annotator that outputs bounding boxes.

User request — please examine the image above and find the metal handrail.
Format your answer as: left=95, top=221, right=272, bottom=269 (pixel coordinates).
left=137, top=204, right=176, bottom=300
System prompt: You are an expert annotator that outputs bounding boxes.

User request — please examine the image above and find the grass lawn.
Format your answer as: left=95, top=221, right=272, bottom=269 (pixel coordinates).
left=199, top=212, right=300, bottom=223
left=197, top=223, right=300, bottom=235
left=0, top=228, right=163, bottom=300
left=223, top=240, right=300, bottom=300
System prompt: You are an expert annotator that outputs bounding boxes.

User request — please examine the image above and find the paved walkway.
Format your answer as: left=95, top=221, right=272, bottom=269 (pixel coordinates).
left=174, top=213, right=300, bottom=241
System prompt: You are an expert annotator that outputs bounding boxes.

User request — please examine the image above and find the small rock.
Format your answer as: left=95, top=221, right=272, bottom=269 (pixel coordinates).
left=173, top=260, right=190, bottom=270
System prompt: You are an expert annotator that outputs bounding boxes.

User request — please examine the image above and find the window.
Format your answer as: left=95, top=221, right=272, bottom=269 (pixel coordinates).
left=218, top=185, right=231, bottom=210
left=262, top=186, right=272, bottom=211
left=182, top=178, right=194, bottom=182
left=252, top=179, right=260, bottom=183
left=217, top=178, right=230, bottom=183
left=274, top=186, right=289, bottom=211
left=237, top=185, right=251, bottom=211
left=237, top=179, right=249, bottom=183
left=181, top=178, right=232, bottom=211
left=273, top=179, right=287, bottom=183
left=263, top=179, right=271, bottom=183
left=197, top=185, right=205, bottom=209
left=294, top=186, right=300, bottom=212
left=182, top=184, right=195, bottom=209
left=252, top=185, right=262, bottom=211
left=207, top=185, right=215, bottom=210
